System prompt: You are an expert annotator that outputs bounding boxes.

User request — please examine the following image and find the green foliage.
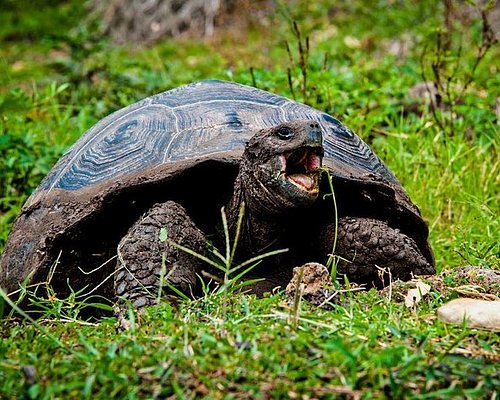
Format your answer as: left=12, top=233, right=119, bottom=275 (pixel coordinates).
left=154, top=205, right=286, bottom=309
left=0, top=0, right=499, bottom=398
left=0, top=83, right=95, bottom=246
left=420, top=0, right=498, bottom=136
left=1, top=289, right=499, bottom=398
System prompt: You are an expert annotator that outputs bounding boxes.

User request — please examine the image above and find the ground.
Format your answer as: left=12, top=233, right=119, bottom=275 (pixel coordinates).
left=0, top=0, right=499, bottom=398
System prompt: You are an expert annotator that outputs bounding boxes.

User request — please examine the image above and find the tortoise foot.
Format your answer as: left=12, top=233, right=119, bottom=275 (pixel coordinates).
left=114, top=200, right=207, bottom=309
left=321, top=217, right=435, bottom=287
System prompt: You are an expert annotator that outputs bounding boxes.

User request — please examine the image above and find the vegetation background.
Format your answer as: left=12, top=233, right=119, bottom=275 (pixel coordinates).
left=0, top=0, right=498, bottom=398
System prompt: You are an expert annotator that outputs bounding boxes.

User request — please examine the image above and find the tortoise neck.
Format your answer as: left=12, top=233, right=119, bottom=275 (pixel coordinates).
left=225, top=172, right=287, bottom=258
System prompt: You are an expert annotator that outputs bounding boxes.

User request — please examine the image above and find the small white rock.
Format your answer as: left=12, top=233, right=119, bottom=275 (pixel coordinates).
left=405, top=281, right=431, bottom=308
left=437, top=298, right=500, bottom=331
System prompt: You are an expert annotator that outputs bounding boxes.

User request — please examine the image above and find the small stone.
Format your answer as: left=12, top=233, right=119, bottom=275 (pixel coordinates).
left=22, top=365, right=37, bottom=385
left=437, top=298, right=500, bottom=331
left=286, top=262, right=335, bottom=308
left=405, top=281, right=431, bottom=308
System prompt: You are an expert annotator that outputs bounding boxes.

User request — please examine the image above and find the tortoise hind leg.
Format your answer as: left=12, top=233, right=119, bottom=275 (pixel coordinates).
left=318, top=217, right=435, bottom=287
left=114, top=201, right=208, bottom=309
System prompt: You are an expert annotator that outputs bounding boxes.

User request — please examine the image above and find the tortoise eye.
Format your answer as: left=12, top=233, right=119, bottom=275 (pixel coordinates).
left=276, top=126, right=294, bottom=140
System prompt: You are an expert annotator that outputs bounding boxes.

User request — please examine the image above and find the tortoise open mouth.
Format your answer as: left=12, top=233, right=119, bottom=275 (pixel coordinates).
left=279, top=146, right=323, bottom=192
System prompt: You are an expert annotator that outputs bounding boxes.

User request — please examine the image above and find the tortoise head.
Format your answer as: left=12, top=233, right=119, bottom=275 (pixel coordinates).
left=239, top=120, right=324, bottom=214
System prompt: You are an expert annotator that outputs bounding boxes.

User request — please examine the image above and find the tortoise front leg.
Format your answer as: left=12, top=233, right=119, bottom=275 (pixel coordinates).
left=114, top=201, right=208, bottom=309
left=318, top=217, right=435, bottom=286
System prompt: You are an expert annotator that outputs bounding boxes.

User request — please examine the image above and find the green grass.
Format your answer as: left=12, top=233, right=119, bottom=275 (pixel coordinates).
left=0, top=0, right=499, bottom=398
left=1, top=290, right=499, bottom=398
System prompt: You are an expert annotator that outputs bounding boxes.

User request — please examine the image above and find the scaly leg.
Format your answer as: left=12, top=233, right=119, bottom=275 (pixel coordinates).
left=319, top=217, right=435, bottom=286
left=114, top=201, right=207, bottom=309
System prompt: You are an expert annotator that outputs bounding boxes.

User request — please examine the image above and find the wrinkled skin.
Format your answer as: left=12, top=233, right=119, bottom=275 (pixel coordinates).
left=115, top=202, right=208, bottom=308
left=115, top=120, right=434, bottom=308
left=224, top=121, right=323, bottom=258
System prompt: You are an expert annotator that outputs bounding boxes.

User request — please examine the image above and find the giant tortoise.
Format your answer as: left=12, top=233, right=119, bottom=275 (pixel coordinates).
left=0, top=80, right=435, bottom=308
